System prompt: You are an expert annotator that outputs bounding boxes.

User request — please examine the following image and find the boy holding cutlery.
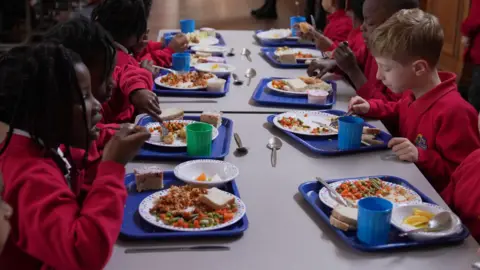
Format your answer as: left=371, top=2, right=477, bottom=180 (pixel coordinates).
left=348, top=9, right=480, bottom=193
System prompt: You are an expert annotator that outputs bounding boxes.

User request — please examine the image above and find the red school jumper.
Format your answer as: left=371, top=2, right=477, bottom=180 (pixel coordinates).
left=323, top=10, right=353, bottom=45
left=442, top=149, right=480, bottom=242
left=135, top=40, right=175, bottom=67
left=0, top=132, right=127, bottom=270
left=365, top=72, right=480, bottom=192
left=461, top=0, right=480, bottom=65
left=101, top=44, right=154, bottom=124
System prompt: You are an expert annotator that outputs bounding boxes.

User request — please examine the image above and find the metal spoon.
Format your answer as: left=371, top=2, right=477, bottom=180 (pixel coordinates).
left=232, top=73, right=244, bottom=85
left=267, top=137, right=282, bottom=167
left=399, top=212, right=453, bottom=237
left=234, top=133, right=248, bottom=154
left=245, top=68, right=257, bottom=86
left=227, top=48, right=235, bottom=57
left=241, top=48, right=252, bottom=62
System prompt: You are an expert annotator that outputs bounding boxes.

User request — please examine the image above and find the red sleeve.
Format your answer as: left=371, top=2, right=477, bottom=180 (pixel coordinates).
left=461, top=0, right=480, bottom=37
left=113, top=64, right=153, bottom=97
left=416, top=109, right=480, bottom=192
left=11, top=161, right=126, bottom=270
left=365, top=98, right=401, bottom=122
left=137, top=47, right=175, bottom=68
left=94, top=123, right=119, bottom=149
left=323, top=18, right=353, bottom=44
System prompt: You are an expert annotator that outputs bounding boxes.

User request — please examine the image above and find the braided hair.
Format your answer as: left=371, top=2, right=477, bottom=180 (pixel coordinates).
left=44, top=16, right=116, bottom=85
left=0, top=43, right=89, bottom=157
left=91, top=0, right=148, bottom=44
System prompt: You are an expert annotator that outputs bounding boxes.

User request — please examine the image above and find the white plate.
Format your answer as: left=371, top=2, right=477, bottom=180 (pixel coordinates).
left=391, top=203, right=463, bottom=241
left=273, top=111, right=338, bottom=136
left=266, top=80, right=332, bottom=96
left=195, top=63, right=236, bottom=76
left=174, top=160, right=239, bottom=187
left=274, top=48, right=323, bottom=61
left=145, top=120, right=219, bottom=147
left=256, top=29, right=292, bottom=40
left=138, top=189, right=246, bottom=232
left=318, top=178, right=423, bottom=209
left=154, top=73, right=217, bottom=90
left=191, top=46, right=228, bottom=54
left=189, top=36, right=219, bottom=47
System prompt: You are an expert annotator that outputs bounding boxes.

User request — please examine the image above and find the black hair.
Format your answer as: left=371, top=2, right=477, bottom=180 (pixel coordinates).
left=348, top=0, right=365, bottom=21
left=44, top=16, right=116, bottom=83
left=336, top=0, right=347, bottom=10
left=91, top=0, right=148, bottom=43
left=0, top=43, right=89, bottom=158
left=387, top=0, right=420, bottom=14
left=142, top=0, right=152, bottom=18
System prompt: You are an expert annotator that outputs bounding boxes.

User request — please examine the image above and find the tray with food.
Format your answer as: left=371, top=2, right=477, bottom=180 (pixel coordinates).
left=153, top=70, right=230, bottom=97
left=260, top=47, right=322, bottom=68
left=298, top=175, right=469, bottom=252
left=252, top=77, right=336, bottom=109
left=135, top=111, right=233, bottom=160
left=120, top=170, right=248, bottom=239
left=267, top=110, right=391, bottom=155
left=164, top=30, right=226, bottom=46
left=254, top=30, right=316, bottom=48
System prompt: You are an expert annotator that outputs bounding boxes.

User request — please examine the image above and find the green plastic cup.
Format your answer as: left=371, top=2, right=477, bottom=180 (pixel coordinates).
left=186, top=122, right=213, bottom=156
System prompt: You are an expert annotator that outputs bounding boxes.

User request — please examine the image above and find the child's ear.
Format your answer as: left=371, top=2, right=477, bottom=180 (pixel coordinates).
left=411, top=60, right=429, bottom=77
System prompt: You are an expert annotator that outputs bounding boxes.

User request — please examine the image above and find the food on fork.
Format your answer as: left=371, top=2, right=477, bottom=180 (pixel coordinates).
left=134, top=167, right=164, bottom=192
left=298, top=22, right=311, bottom=34
left=200, top=111, right=222, bottom=127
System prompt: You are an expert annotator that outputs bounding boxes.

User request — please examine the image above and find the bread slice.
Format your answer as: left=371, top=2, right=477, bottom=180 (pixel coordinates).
left=363, top=127, right=381, bottom=136
left=332, top=206, right=358, bottom=226
left=298, top=22, right=310, bottom=33
left=199, top=187, right=235, bottom=210
left=200, top=111, right=222, bottom=128
left=285, top=78, right=308, bottom=92
left=159, top=108, right=184, bottom=121
left=361, top=134, right=384, bottom=145
left=330, top=215, right=356, bottom=231
left=278, top=54, right=297, bottom=64
left=134, top=167, right=164, bottom=192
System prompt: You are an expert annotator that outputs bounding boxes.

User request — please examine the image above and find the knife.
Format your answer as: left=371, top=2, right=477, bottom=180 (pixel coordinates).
left=316, top=177, right=353, bottom=207
left=125, top=245, right=230, bottom=254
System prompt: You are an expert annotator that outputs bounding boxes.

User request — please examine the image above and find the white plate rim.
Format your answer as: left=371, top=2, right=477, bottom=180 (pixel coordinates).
left=188, top=36, right=219, bottom=47
left=256, top=29, right=291, bottom=40
left=173, top=159, right=239, bottom=185
left=145, top=120, right=219, bottom=147
left=138, top=188, right=246, bottom=232
left=194, top=63, right=236, bottom=74
left=191, top=45, right=228, bottom=53
left=273, top=111, right=338, bottom=136
left=274, top=48, right=323, bottom=60
left=154, top=73, right=217, bottom=90
left=318, top=178, right=423, bottom=209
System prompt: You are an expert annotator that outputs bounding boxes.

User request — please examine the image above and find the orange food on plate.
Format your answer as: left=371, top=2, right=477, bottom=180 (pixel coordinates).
left=196, top=173, right=207, bottom=181
left=272, top=80, right=287, bottom=90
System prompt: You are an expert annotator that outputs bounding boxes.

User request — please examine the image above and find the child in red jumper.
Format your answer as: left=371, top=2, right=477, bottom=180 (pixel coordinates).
left=441, top=112, right=480, bottom=241
left=0, top=173, right=13, bottom=256
left=348, top=9, right=480, bottom=193
left=92, top=0, right=165, bottom=123
left=307, top=0, right=419, bottom=102
left=0, top=43, right=150, bottom=270
left=461, top=0, right=480, bottom=111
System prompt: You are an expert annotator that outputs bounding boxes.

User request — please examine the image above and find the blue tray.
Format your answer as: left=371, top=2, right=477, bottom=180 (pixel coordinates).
left=120, top=171, right=248, bottom=240
left=261, top=47, right=319, bottom=69
left=254, top=30, right=316, bottom=48
left=153, top=70, right=230, bottom=97
left=164, top=31, right=226, bottom=46
left=267, top=110, right=391, bottom=155
left=252, top=77, right=336, bottom=109
left=135, top=115, right=233, bottom=160
left=298, top=175, right=469, bottom=252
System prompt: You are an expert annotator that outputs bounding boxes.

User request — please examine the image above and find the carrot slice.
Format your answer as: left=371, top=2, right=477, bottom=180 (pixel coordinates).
left=196, top=173, right=207, bottom=181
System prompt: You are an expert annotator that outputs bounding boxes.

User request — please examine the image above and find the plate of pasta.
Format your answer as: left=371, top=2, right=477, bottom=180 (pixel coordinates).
left=155, top=71, right=217, bottom=90
left=145, top=120, right=219, bottom=147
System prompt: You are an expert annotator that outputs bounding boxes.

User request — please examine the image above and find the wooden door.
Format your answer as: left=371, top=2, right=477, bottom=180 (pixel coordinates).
left=423, top=0, right=471, bottom=74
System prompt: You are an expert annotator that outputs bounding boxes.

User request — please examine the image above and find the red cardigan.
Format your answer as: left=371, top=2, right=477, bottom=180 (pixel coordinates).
left=135, top=41, right=175, bottom=67
left=323, top=10, right=353, bottom=45
left=365, top=72, right=480, bottom=192
left=0, top=133, right=126, bottom=270
left=462, top=0, right=480, bottom=64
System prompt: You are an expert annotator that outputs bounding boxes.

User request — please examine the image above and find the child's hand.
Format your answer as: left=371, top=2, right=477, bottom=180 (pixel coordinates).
left=314, top=34, right=334, bottom=52
left=130, top=89, right=162, bottom=122
left=388, top=138, right=419, bottom=162
left=348, top=96, right=370, bottom=115
left=294, top=23, right=316, bottom=40
left=334, top=42, right=359, bottom=75
left=140, top=59, right=157, bottom=77
left=307, top=59, right=337, bottom=78
left=168, top=34, right=189, bottom=52
left=462, top=36, right=470, bottom=47
left=102, top=125, right=151, bottom=165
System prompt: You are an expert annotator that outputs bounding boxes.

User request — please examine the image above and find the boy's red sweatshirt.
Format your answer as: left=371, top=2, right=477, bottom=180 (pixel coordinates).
left=323, top=10, right=353, bottom=45
left=365, top=72, right=480, bottom=192
left=101, top=45, right=154, bottom=124
left=0, top=132, right=126, bottom=270
left=327, top=27, right=364, bottom=53
left=441, top=149, right=480, bottom=241
left=461, top=0, right=480, bottom=65
left=135, top=40, right=175, bottom=68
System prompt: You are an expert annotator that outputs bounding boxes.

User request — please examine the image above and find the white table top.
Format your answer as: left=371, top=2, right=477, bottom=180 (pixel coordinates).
left=106, top=113, right=479, bottom=270
left=156, top=30, right=353, bottom=113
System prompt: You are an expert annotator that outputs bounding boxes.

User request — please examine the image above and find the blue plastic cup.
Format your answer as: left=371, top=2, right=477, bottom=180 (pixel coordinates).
left=164, top=34, right=174, bottom=46
left=180, top=19, right=195, bottom=33
left=357, top=197, right=393, bottom=245
left=290, top=16, right=306, bottom=36
left=172, top=53, right=191, bottom=72
left=338, top=116, right=364, bottom=150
